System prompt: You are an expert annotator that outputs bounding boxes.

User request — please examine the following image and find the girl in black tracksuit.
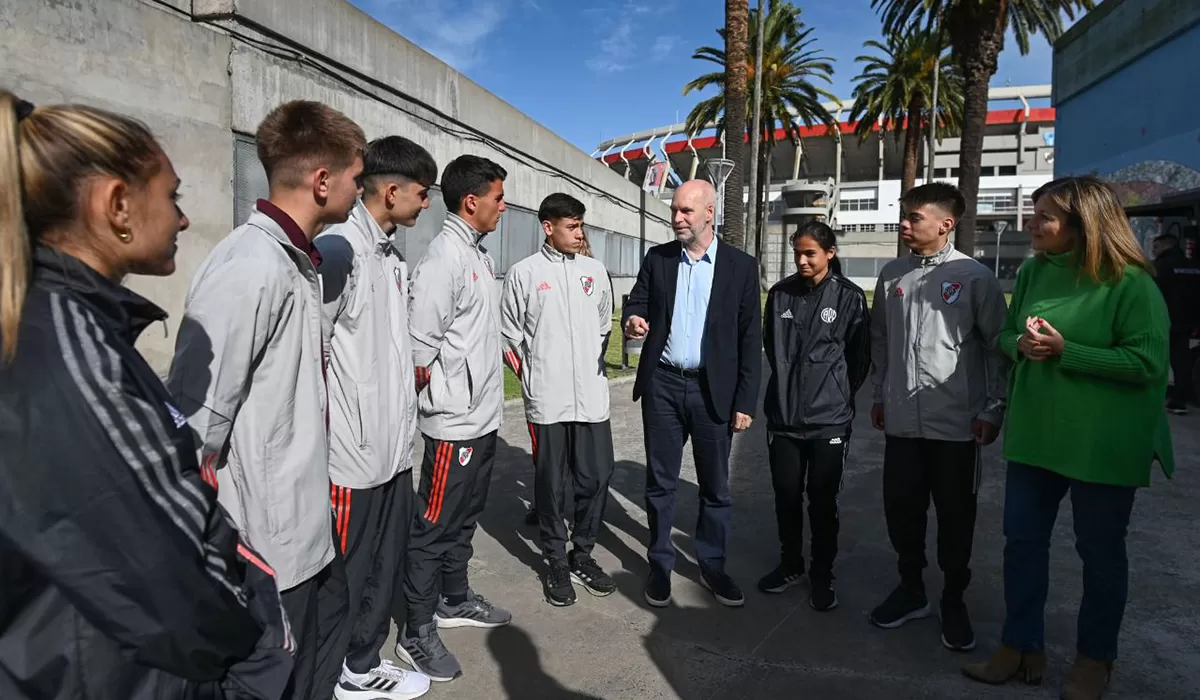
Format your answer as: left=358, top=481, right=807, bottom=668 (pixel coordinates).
left=759, top=221, right=871, bottom=611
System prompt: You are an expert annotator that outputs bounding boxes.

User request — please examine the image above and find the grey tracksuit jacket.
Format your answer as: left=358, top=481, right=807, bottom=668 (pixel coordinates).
left=316, top=201, right=417, bottom=489
left=168, top=208, right=331, bottom=591
left=408, top=213, right=504, bottom=441
left=500, top=243, right=614, bottom=424
left=868, top=243, right=1009, bottom=442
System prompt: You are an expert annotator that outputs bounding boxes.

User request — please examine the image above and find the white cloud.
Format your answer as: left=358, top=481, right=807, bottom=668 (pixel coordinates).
left=587, top=20, right=636, bottom=73
left=364, top=0, right=510, bottom=71
left=651, top=35, right=681, bottom=60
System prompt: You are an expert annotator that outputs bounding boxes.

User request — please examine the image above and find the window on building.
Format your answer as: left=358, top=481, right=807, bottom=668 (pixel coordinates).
left=933, top=168, right=948, bottom=179
left=977, top=191, right=1017, bottom=214
left=950, top=168, right=961, bottom=177
left=999, top=165, right=1017, bottom=176
left=838, top=188, right=879, bottom=212
left=979, top=166, right=995, bottom=177
left=883, top=223, right=900, bottom=234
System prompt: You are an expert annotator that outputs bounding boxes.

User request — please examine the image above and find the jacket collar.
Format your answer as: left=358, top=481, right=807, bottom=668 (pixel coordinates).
left=32, top=246, right=167, bottom=343
left=540, top=242, right=574, bottom=262
left=351, top=200, right=395, bottom=252
left=444, top=213, right=488, bottom=247
left=912, top=241, right=955, bottom=267
left=254, top=199, right=322, bottom=266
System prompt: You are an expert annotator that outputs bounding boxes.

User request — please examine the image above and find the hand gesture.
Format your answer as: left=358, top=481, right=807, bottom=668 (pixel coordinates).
left=1030, top=317, right=1065, bottom=357
left=870, top=402, right=885, bottom=431
left=1017, top=316, right=1052, bottom=361
left=624, top=315, right=649, bottom=340
left=732, top=412, right=753, bottom=433
left=972, top=419, right=999, bottom=446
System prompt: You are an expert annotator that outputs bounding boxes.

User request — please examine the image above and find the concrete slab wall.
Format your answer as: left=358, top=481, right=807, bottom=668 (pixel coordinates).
left=2, top=0, right=670, bottom=372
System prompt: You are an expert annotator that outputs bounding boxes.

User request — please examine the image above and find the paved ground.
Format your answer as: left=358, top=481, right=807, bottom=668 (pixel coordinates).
left=384, top=378, right=1200, bottom=699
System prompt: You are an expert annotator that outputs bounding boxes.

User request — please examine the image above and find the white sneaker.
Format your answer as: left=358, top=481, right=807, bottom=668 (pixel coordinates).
left=333, top=659, right=431, bottom=700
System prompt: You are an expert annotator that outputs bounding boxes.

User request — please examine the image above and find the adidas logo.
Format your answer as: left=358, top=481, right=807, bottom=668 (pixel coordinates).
left=780, top=309, right=794, bottom=319
left=829, top=437, right=843, bottom=445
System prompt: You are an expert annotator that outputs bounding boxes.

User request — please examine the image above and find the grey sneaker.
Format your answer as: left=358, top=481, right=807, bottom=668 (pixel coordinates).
left=434, top=589, right=512, bottom=629
left=395, top=622, right=461, bottom=683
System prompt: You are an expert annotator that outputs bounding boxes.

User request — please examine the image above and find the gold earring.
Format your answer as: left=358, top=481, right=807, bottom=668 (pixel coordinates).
left=117, top=227, right=132, bottom=243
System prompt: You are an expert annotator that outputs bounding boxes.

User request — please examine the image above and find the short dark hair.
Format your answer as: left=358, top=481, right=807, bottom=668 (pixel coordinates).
left=1155, top=233, right=1180, bottom=245
left=538, top=193, right=586, bottom=223
left=255, top=100, right=365, bottom=188
left=360, top=136, right=437, bottom=197
left=901, top=182, right=966, bottom=219
left=441, top=155, right=506, bottom=214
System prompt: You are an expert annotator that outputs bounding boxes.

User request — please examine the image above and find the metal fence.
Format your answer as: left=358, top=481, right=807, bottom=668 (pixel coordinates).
left=232, top=134, right=645, bottom=277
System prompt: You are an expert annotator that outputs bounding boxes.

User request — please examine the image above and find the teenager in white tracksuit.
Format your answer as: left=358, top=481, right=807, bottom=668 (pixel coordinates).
left=866, top=182, right=1008, bottom=654
left=396, top=155, right=511, bottom=684
left=315, top=136, right=437, bottom=700
left=501, top=193, right=617, bottom=608
left=168, top=101, right=366, bottom=700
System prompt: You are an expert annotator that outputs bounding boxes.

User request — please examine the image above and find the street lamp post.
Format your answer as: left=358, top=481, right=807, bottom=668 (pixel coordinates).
left=994, top=220, right=1009, bottom=276
left=706, top=158, right=736, bottom=240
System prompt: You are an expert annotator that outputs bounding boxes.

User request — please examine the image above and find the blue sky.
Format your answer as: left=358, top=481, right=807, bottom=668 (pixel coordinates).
left=348, top=0, right=1063, bottom=153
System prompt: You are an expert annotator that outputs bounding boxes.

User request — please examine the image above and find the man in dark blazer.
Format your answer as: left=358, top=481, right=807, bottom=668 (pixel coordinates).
left=622, top=179, right=762, bottom=608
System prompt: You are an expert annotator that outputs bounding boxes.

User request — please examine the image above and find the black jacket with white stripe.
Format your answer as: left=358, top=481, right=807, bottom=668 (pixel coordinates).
left=763, top=271, right=872, bottom=439
left=0, top=247, right=293, bottom=699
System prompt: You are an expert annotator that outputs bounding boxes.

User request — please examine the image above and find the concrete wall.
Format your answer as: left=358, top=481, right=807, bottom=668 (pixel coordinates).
left=1053, top=0, right=1200, bottom=209
left=1, top=0, right=671, bottom=371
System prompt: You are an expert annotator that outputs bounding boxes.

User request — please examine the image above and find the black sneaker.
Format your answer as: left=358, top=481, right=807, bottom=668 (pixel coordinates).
left=700, top=570, right=745, bottom=607
left=395, top=623, right=461, bottom=683
left=757, top=564, right=805, bottom=594
left=570, top=552, right=616, bottom=596
left=809, top=578, right=838, bottom=612
left=543, top=560, right=576, bottom=607
left=644, top=569, right=671, bottom=608
left=1167, top=400, right=1189, bottom=415
left=940, top=597, right=976, bottom=651
left=869, top=584, right=932, bottom=629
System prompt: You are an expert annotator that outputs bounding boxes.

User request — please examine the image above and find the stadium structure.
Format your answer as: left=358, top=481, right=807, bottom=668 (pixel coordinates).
left=593, top=84, right=1056, bottom=291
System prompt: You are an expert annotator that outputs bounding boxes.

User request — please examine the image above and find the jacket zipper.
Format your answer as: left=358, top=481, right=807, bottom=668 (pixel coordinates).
left=562, top=256, right=578, bottom=422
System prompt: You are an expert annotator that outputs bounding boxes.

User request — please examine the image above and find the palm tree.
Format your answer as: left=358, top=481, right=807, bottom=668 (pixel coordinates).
left=849, top=28, right=963, bottom=253
left=682, top=1, right=836, bottom=271
left=872, top=0, right=1094, bottom=256
left=722, top=0, right=749, bottom=250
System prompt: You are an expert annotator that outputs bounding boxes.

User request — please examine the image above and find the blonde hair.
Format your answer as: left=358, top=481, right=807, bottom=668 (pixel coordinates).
left=1031, top=176, right=1152, bottom=284
left=579, top=231, right=593, bottom=258
left=0, top=91, right=161, bottom=361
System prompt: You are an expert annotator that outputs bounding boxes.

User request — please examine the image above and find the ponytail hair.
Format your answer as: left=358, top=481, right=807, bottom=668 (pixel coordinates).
left=792, top=219, right=841, bottom=275
left=0, top=90, right=161, bottom=362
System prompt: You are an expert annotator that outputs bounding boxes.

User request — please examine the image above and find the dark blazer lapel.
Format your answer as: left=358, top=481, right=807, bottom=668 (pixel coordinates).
left=706, top=240, right=733, bottom=336
left=664, top=241, right=681, bottom=327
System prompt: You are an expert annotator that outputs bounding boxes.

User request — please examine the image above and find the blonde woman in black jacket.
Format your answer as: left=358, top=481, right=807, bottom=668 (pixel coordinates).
left=0, top=92, right=291, bottom=699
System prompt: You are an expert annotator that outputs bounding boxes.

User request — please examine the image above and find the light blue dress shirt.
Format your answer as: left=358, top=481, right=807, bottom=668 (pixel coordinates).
left=661, top=236, right=718, bottom=370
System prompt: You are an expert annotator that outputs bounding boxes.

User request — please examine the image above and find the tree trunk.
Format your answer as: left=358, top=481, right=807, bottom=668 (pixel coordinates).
left=898, top=101, right=924, bottom=256
left=722, top=0, right=749, bottom=249
left=755, top=140, right=772, bottom=289
left=949, top=3, right=1005, bottom=258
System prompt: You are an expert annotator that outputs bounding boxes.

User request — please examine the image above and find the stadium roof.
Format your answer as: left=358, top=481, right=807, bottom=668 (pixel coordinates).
left=594, top=83, right=1053, bottom=164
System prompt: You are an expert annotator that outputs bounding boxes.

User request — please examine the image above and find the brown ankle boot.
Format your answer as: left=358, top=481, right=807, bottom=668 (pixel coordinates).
left=1061, top=655, right=1112, bottom=700
left=962, top=645, right=1047, bottom=685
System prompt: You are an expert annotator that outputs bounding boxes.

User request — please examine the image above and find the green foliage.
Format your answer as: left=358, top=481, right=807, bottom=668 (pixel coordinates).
left=848, top=28, right=964, bottom=145
left=682, top=1, right=837, bottom=146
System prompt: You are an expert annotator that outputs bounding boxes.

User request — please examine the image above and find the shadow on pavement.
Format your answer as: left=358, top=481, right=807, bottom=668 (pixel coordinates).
left=485, top=624, right=604, bottom=700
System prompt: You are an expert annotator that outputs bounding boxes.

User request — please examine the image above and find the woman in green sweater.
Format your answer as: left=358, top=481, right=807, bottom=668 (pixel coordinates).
left=963, top=176, right=1174, bottom=700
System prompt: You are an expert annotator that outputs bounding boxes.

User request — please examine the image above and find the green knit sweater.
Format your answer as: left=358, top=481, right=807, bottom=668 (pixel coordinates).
left=1000, top=252, right=1175, bottom=487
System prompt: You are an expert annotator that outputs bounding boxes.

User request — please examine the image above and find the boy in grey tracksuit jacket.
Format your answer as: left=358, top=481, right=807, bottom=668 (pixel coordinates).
left=317, top=139, right=433, bottom=697
left=399, top=179, right=510, bottom=680
left=500, top=193, right=617, bottom=606
left=864, top=183, right=1008, bottom=653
